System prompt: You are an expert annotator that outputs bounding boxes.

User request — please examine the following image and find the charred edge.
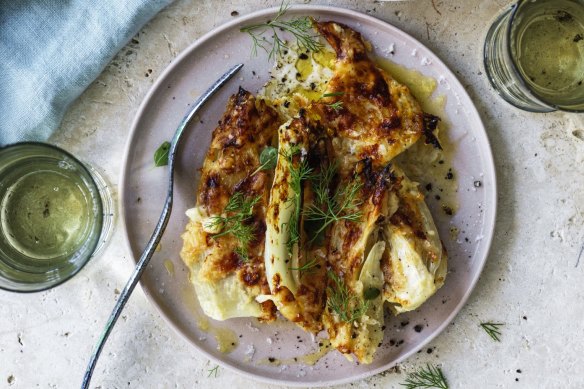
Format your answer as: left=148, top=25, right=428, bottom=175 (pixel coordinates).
left=381, top=163, right=396, bottom=185
left=314, top=22, right=344, bottom=57
left=236, top=86, right=250, bottom=104
left=307, top=134, right=330, bottom=169
left=241, top=267, right=261, bottom=286
left=249, top=217, right=266, bottom=246
left=232, top=171, right=263, bottom=196
left=206, top=174, right=220, bottom=189
left=355, top=159, right=395, bottom=207
left=359, top=158, right=393, bottom=191
left=359, top=158, right=375, bottom=189
left=380, top=114, right=401, bottom=132
left=200, top=173, right=221, bottom=208
left=372, top=163, right=394, bottom=205
left=223, top=136, right=240, bottom=148
left=314, top=20, right=367, bottom=61
left=423, top=113, right=442, bottom=150
left=364, top=72, right=391, bottom=106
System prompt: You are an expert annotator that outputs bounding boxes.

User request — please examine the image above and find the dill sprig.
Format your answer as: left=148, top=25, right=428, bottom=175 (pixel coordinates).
left=326, top=270, right=369, bottom=323
left=401, top=364, right=449, bottom=389
left=207, top=365, right=220, bottom=378
left=305, top=162, right=362, bottom=243
left=319, top=91, right=345, bottom=111
left=207, top=192, right=261, bottom=260
left=480, top=322, right=504, bottom=342
left=327, top=101, right=344, bottom=111
left=288, top=258, right=319, bottom=276
left=282, top=145, right=313, bottom=252
left=240, top=2, right=323, bottom=61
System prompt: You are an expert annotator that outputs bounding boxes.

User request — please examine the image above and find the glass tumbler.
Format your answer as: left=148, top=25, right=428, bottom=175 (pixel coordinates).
left=484, top=0, right=584, bottom=112
left=0, top=142, right=114, bottom=292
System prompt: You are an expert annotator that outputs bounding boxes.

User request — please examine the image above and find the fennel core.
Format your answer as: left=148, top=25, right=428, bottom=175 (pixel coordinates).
left=240, top=3, right=323, bottom=61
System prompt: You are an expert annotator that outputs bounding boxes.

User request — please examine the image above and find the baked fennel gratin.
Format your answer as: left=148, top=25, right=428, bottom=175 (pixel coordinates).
left=180, top=19, right=447, bottom=364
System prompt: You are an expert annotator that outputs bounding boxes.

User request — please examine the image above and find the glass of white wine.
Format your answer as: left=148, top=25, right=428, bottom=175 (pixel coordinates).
left=484, top=0, right=584, bottom=112
left=0, top=143, right=113, bottom=292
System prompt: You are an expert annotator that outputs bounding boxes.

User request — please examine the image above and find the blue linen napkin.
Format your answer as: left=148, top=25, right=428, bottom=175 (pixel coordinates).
left=0, top=0, right=173, bottom=146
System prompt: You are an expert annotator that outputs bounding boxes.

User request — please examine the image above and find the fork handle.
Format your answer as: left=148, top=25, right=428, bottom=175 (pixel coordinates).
left=81, top=64, right=243, bottom=389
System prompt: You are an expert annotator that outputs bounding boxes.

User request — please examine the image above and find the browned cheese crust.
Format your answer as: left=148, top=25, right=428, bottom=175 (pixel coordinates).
left=307, top=20, right=424, bottom=175
left=184, top=88, right=281, bottom=321
left=323, top=160, right=393, bottom=358
left=306, top=20, right=427, bottom=361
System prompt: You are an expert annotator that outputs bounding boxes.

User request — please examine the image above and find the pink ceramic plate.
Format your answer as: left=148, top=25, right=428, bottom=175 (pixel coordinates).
left=120, top=5, right=496, bottom=387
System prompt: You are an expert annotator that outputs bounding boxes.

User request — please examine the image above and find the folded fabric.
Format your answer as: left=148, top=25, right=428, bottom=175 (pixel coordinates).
left=0, top=0, right=173, bottom=146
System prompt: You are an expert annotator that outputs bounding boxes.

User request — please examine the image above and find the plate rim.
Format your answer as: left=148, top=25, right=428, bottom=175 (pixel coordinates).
left=119, top=4, right=498, bottom=387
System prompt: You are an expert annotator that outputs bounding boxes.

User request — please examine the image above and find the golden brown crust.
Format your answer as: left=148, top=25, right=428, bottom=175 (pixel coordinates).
left=306, top=20, right=429, bottom=361
left=189, top=88, right=281, bottom=321
left=182, top=21, right=446, bottom=356
left=308, top=21, right=424, bottom=175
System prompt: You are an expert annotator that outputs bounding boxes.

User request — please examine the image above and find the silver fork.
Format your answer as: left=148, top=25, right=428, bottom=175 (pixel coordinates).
left=81, top=63, right=243, bottom=389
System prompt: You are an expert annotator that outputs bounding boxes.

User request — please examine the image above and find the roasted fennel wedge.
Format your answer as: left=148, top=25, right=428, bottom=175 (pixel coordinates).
left=180, top=88, right=280, bottom=322
left=382, top=166, right=448, bottom=313
left=259, top=115, right=327, bottom=333
left=323, top=161, right=392, bottom=363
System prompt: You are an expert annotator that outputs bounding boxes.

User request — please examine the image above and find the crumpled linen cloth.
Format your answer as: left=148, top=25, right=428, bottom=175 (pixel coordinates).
left=0, top=0, right=173, bottom=146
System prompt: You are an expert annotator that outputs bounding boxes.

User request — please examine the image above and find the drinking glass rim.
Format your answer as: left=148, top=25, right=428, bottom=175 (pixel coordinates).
left=505, top=0, right=584, bottom=113
left=0, top=141, right=104, bottom=293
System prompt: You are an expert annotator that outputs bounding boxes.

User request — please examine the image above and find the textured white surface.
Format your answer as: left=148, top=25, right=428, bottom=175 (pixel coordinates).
left=2, top=0, right=584, bottom=388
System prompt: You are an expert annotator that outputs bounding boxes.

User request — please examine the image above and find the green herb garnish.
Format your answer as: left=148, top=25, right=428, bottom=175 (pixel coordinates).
left=233, top=247, right=249, bottom=262
left=326, top=270, right=369, bottom=323
left=288, top=258, right=319, bottom=276
left=282, top=145, right=313, bottom=252
left=322, top=92, right=345, bottom=98
left=154, top=141, right=171, bottom=167
left=319, top=92, right=345, bottom=111
left=207, top=365, right=220, bottom=378
left=305, top=162, right=362, bottom=243
left=480, top=322, right=504, bottom=342
left=252, top=146, right=278, bottom=175
left=207, top=192, right=261, bottom=261
left=240, top=2, right=323, bottom=61
left=363, top=287, right=381, bottom=300
left=327, top=101, right=344, bottom=111
left=401, top=364, right=449, bottom=389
